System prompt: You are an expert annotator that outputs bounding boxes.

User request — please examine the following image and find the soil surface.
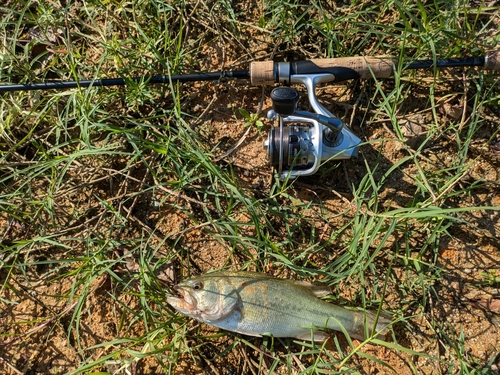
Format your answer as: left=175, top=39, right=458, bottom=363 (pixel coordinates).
left=1, top=2, right=500, bottom=375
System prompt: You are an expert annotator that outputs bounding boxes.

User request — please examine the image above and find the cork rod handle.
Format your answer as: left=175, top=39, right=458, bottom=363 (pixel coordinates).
left=249, top=56, right=397, bottom=85
left=249, top=52, right=500, bottom=86
left=307, top=56, right=396, bottom=79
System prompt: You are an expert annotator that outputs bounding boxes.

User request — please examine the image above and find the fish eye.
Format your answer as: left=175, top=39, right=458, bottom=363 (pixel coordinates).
left=192, top=281, right=203, bottom=290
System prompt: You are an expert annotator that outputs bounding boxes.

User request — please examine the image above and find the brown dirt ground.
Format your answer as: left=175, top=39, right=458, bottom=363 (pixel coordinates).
left=2, top=77, right=499, bottom=374
left=1, top=2, right=500, bottom=375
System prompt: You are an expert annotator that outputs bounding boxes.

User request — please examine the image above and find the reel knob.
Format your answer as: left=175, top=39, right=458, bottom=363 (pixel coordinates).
left=270, top=87, right=299, bottom=116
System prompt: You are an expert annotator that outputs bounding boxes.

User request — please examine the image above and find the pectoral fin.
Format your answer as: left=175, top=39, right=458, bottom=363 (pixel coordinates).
left=202, top=283, right=240, bottom=322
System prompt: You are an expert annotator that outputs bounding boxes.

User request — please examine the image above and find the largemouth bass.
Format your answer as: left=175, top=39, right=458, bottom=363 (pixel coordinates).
left=167, top=271, right=390, bottom=342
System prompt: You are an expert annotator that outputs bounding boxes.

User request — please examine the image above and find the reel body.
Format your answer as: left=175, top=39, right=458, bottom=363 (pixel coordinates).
left=263, top=74, right=361, bottom=179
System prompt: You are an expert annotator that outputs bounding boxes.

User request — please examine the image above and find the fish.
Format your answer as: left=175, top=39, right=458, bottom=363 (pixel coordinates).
left=166, top=271, right=391, bottom=342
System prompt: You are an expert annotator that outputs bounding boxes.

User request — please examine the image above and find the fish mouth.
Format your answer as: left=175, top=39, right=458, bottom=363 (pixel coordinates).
left=168, top=285, right=197, bottom=310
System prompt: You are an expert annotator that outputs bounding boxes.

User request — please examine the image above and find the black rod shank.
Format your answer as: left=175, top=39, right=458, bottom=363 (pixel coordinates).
left=0, top=70, right=250, bottom=93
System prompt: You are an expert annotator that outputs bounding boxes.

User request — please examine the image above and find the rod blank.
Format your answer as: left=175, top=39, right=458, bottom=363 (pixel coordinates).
left=0, top=71, right=250, bottom=92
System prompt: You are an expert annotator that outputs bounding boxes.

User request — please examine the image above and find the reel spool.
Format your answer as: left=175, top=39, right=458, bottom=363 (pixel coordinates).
left=265, top=125, right=315, bottom=171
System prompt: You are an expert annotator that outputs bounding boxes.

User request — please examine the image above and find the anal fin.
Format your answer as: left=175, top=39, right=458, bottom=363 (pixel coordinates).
left=294, top=330, right=330, bottom=342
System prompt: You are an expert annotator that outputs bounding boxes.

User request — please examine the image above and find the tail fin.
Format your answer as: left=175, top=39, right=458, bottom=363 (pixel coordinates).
left=348, top=310, right=392, bottom=341
left=375, top=310, right=392, bottom=334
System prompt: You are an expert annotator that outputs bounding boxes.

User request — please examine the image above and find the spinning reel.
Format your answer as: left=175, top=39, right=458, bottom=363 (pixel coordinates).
left=263, top=74, right=361, bottom=179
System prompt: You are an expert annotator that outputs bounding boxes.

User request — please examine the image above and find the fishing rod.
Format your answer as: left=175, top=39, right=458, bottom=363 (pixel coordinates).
left=1, top=52, right=498, bottom=92
left=2, top=51, right=499, bottom=179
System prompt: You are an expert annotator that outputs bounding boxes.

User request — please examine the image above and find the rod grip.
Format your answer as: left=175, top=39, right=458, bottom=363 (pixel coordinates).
left=249, top=61, right=275, bottom=85
left=305, top=56, right=396, bottom=79
left=484, top=51, right=500, bottom=71
left=249, top=57, right=397, bottom=85
left=249, top=52, right=499, bottom=86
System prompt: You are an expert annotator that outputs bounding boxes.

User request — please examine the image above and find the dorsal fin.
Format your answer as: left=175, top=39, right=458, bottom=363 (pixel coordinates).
left=293, top=280, right=332, bottom=297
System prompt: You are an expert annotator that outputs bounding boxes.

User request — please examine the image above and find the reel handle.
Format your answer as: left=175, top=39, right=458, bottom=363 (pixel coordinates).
left=270, top=87, right=299, bottom=116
